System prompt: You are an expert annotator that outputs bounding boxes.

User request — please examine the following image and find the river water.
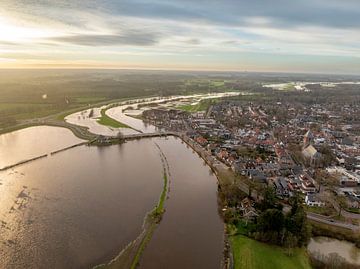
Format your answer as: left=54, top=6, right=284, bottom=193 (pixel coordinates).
left=65, top=92, right=241, bottom=136
left=65, top=107, right=139, bottom=136
left=0, top=131, right=223, bottom=268
left=308, top=237, right=360, bottom=265
left=139, top=137, right=224, bottom=269
left=0, top=93, right=230, bottom=268
left=0, top=139, right=163, bottom=268
left=0, top=126, right=84, bottom=169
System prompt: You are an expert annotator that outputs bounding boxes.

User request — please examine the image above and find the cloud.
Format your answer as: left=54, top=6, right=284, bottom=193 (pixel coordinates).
left=4, top=0, right=360, bottom=30
left=184, top=38, right=201, bottom=45
left=1, top=0, right=360, bottom=73
left=50, top=31, right=160, bottom=46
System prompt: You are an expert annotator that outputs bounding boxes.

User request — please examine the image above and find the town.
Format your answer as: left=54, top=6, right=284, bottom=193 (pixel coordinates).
left=141, top=86, right=360, bottom=239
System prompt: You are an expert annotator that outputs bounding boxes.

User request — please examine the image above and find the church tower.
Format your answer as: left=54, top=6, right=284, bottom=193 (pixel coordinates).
left=303, top=130, right=314, bottom=149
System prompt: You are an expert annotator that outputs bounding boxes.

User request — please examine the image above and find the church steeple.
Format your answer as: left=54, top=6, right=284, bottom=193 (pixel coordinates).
left=303, top=130, right=314, bottom=148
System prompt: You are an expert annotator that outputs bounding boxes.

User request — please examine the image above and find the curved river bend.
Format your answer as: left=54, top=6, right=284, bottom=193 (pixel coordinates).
left=0, top=120, right=223, bottom=267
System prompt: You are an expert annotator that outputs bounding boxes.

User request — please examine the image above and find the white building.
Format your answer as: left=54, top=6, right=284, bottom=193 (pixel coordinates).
left=305, top=194, right=325, bottom=207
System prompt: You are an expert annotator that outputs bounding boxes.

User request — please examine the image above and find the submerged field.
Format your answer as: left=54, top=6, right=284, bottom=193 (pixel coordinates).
left=97, top=108, right=130, bottom=128
left=230, top=235, right=311, bottom=269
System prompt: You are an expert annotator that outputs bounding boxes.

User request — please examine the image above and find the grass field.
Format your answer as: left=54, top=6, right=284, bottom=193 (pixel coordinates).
left=177, top=98, right=218, bottom=112
left=230, top=235, right=312, bottom=269
left=97, top=108, right=130, bottom=128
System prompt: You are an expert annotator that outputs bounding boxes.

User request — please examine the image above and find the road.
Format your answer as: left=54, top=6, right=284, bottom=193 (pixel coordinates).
left=307, top=212, right=359, bottom=231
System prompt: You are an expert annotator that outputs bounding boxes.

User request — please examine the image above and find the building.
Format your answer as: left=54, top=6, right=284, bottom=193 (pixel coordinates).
left=302, top=145, right=322, bottom=166
left=305, top=194, right=325, bottom=207
left=303, top=130, right=314, bottom=148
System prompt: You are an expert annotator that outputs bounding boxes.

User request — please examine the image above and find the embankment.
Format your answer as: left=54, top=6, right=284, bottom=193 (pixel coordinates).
left=0, top=154, right=48, bottom=171
left=0, top=142, right=87, bottom=171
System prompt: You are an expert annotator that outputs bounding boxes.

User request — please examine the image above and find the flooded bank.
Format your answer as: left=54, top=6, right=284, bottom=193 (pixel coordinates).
left=0, top=126, right=84, bottom=169
left=65, top=107, right=138, bottom=136
left=308, top=237, right=360, bottom=265
left=138, top=137, right=224, bottom=269
left=0, top=139, right=164, bottom=269
left=65, top=92, right=241, bottom=136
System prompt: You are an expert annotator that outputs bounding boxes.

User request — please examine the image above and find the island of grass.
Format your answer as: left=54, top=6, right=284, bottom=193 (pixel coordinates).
left=97, top=108, right=130, bottom=128
left=230, top=235, right=311, bottom=269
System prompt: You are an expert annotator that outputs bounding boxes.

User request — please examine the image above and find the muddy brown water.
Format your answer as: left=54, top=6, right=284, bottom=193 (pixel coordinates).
left=0, top=128, right=223, bottom=269
left=0, top=126, right=84, bottom=169
left=139, top=137, right=224, bottom=269
left=0, top=138, right=163, bottom=269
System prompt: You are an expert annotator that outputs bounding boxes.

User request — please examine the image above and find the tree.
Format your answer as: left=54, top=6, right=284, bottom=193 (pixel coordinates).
left=337, top=195, right=348, bottom=217
left=257, top=208, right=285, bottom=244
left=257, top=209, right=285, bottom=232
left=259, top=186, right=278, bottom=210
left=88, top=109, right=94, bottom=118
left=285, top=194, right=311, bottom=246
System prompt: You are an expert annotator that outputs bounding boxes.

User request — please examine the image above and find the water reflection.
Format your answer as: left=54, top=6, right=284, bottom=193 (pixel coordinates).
left=0, top=126, right=84, bottom=169
left=0, top=139, right=163, bottom=269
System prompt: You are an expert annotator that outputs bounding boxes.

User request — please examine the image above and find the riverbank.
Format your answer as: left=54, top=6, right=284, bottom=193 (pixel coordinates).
left=174, top=136, right=359, bottom=269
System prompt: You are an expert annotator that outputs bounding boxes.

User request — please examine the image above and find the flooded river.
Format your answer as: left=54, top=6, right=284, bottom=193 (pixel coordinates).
left=139, top=137, right=224, bottom=269
left=65, top=107, right=138, bottom=136
left=0, top=130, right=223, bottom=268
left=0, top=138, right=163, bottom=268
left=65, top=92, right=241, bottom=136
left=308, top=237, right=360, bottom=265
left=0, top=126, right=84, bottom=169
left=0, top=93, right=230, bottom=268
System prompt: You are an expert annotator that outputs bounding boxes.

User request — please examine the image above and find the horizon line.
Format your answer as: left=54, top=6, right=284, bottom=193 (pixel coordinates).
left=0, top=66, right=358, bottom=77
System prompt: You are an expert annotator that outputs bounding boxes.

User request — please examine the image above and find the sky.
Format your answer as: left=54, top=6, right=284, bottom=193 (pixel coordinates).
left=0, top=0, right=359, bottom=74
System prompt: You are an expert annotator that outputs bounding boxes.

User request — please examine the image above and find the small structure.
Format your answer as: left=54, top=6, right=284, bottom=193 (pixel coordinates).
left=240, top=197, right=258, bottom=222
left=305, top=194, right=325, bottom=207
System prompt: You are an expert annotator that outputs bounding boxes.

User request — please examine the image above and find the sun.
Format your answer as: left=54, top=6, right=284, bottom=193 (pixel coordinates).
left=0, top=16, right=50, bottom=43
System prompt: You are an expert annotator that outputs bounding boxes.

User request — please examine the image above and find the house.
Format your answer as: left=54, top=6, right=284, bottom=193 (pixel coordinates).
left=195, top=136, right=208, bottom=146
left=300, top=174, right=317, bottom=193
left=247, top=169, right=267, bottom=184
left=340, top=175, right=358, bottom=187
left=305, top=194, right=325, bottom=207
left=240, top=197, right=258, bottom=222
left=301, top=180, right=316, bottom=193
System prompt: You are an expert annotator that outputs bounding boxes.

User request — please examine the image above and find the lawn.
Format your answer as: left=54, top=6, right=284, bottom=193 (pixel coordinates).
left=97, top=108, right=130, bottom=128
left=177, top=98, right=218, bottom=112
left=230, top=235, right=312, bottom=269
left=306, top=205, right=336, bottom=216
